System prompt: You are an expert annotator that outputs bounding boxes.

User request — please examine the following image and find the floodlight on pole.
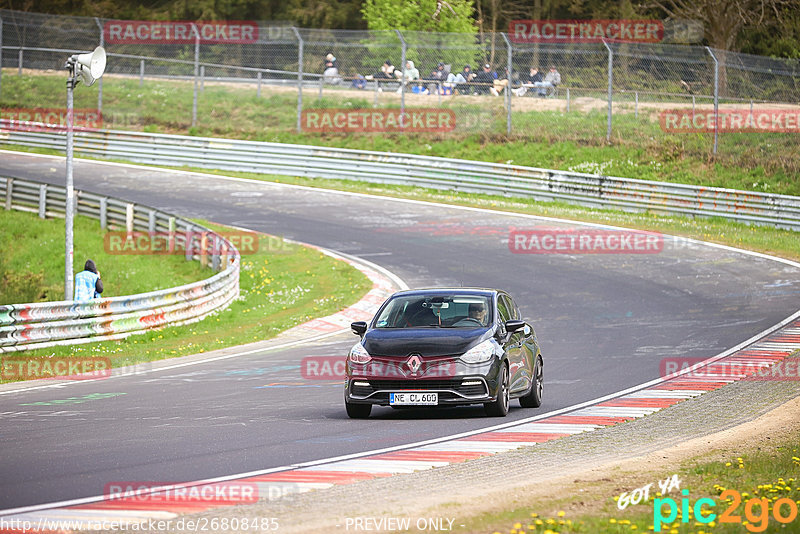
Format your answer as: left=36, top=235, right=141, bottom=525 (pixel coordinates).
left=63, top=46, right=106, bottom=300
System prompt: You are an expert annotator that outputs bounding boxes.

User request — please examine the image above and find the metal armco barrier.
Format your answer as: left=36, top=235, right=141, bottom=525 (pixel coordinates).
left=2, top=121, right=800, bottom=231
left=0, top=175, right=240, bottom=352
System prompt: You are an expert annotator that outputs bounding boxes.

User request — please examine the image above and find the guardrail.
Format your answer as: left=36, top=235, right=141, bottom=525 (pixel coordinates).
left=2, top=121, right=799, bottom=231
left=0, top=175, right=240, bottom=353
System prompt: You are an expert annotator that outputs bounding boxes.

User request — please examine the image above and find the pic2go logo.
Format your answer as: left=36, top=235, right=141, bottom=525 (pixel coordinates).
left=654, top=489, right=799, bottom=532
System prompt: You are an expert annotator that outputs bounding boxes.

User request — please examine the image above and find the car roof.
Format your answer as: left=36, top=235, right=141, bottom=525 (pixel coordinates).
left=389, top=288, right=499, bottom=298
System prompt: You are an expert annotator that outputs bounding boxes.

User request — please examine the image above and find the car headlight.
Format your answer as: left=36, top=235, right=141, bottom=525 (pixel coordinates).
left=348, top=342, right=372, bottom=364
left=460, top=339, right=497, bottom=364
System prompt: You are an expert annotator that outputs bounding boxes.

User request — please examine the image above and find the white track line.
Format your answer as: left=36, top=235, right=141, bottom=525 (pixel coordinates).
left=1, top=150, right=799, bottom=517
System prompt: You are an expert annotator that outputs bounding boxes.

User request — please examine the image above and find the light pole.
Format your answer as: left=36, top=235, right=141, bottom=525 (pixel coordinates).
left=63, top=46, right=106, bottom=300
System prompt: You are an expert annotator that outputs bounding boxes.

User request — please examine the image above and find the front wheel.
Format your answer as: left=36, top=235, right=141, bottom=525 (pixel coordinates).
left=519, top=356, right=543, bottom=408
left=485, top=364, right=509, bottom=417
left=345, top=402, right=372, bottom=419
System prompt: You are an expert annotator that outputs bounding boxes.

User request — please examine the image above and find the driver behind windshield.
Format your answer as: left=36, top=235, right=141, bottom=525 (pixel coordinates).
left=468, top=302, right=487, bottom=326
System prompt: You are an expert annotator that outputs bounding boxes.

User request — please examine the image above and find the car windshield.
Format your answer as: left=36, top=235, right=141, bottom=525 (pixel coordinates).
left=374, top=294, right=491, bottom=328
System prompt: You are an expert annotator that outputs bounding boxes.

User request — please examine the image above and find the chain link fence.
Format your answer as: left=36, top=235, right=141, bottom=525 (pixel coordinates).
left=1, top=9, right=799, bottom=153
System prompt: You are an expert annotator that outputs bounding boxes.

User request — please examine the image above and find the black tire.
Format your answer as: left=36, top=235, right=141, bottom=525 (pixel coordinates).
left=346, top=402, right=371, bottom=419
left=519, top=356, right=543, bottom=408
left=484, top=364, right=510, bottom=417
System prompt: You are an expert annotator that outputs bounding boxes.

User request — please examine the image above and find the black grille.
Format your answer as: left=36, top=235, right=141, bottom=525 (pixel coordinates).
left=351, top=382, right=373, bottom=396
left=353, top=379, right=487, bottom=397
left=372, top=379, right=458, bottom=390
left=453, top=382, right=487, bottom=396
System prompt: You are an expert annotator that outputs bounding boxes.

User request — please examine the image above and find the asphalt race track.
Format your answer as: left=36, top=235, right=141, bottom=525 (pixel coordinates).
left=2, top=152, right=799, bottom=510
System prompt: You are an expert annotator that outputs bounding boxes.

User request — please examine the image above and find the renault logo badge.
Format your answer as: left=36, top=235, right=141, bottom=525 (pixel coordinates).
left=406, top=354, right=422, bottom=373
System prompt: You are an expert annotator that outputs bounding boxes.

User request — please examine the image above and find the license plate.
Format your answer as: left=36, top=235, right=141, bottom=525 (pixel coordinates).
left=390, top=392, right=438, bottom=405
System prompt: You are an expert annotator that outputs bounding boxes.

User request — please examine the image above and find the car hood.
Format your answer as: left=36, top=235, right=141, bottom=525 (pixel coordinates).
left=362, top=327, right=492, bottom=358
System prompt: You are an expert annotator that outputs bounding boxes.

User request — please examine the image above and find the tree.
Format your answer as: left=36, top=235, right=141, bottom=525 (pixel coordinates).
left=285, top=0, right=365, bottom=29
left=738, top=5, right=800, bottom=57
left=645, top=0, right=790, bottom=51
left=361, top=0, right=479, bottom=73
left=361, top=0, right=476, bottom=33
left=643, top=0, right=794, bottom=94
left=475, top=0, right=528, bottom=65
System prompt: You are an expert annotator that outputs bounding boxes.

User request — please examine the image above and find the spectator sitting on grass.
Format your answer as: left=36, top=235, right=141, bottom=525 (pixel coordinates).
left=446, top=65, right=473, bottom=93
left=365, top=60, right=395, bottom=80
left=323, top=53, right=341, bottom=84
left=351, top=74, right=367, bottom=90
left=74, top=259, right=103, bottom=302
left=491, top=68, right=513, bottom=96
left=394, top=60, right=420, bottom=93
left=534, top=65, right=561, bottom=97
left=472, top=63, right=496, bottom=95
left=426, top=62, right=450, bottom=93
left=513, top=67, right=543, bottom=97
left=363, top=60, right=396, bottom=92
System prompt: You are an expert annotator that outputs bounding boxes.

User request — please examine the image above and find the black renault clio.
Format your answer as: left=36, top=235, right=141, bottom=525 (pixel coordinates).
left=345, top=288, right=543, bottom=418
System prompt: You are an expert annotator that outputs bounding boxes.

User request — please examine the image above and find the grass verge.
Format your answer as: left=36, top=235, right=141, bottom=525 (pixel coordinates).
left=467, top=432, right=800, bottom=534
left=0, top=208, right=207, bottom=303
left=1, top=215, right=372, bottom=383
left=1, top=72, right=798, bottom=195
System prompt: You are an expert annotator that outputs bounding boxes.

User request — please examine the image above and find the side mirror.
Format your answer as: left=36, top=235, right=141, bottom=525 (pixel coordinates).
left=505, top=320, right=526, bottom=334
left=351, top=321, right=368, bottom=336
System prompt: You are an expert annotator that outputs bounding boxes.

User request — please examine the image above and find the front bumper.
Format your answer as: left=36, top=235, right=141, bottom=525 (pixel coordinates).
left=345, top=356, right=503, bottom=406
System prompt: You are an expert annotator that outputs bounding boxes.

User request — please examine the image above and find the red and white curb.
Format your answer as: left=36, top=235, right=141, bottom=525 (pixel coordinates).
left=0, top=244, right=409, bottom=532
left=3, top=321, right=798, bottom=532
